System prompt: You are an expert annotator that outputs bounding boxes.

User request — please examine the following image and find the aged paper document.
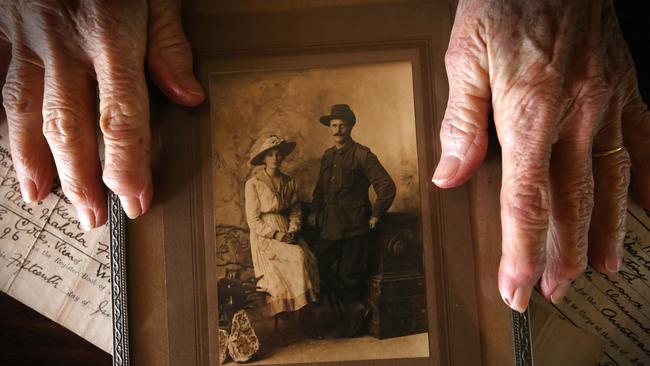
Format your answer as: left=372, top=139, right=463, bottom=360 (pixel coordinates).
left=542, top=199, right=650, bottom=366
left=0, top=120, right=112, bottom=353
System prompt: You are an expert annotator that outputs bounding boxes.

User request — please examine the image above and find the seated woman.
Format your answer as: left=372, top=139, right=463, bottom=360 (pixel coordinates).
left=244, top=135, right=320, bottom=342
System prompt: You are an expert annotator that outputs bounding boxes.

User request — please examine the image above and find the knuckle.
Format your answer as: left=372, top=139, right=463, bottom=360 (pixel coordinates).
left=596, top=151, right=631, bottom=187
left=503, top=180, right=549, bottom=229
left=441, top=116, right=480, bottom=142
left=42, top=108, right=84, bottom=145
left=555, top=179, right=595, bottom=222
left=99, top=100, right=148, bottom=142
left=440, top=116, right=487, bottom=156
left=511, top=88, right=563, bottom=123
left=2, top=80, right=39, bottom=116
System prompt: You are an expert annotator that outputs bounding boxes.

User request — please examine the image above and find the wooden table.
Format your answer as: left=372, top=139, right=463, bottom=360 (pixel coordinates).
left=0, top=292, right=110, bottom=366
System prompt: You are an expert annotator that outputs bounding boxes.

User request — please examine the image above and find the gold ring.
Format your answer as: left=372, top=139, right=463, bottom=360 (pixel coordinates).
left=593, top=146, right=624, bottom=158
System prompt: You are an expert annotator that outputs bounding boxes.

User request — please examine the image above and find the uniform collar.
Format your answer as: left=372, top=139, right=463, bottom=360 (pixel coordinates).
left=335, top=139, right=355, bottom=154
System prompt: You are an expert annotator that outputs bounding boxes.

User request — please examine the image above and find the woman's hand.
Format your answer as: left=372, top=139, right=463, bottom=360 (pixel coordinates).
left=285, top=232, right=298, bottom=244
left=273, top=231, right=288, bottom=242
left=434, top=0, right=650, bottom=312
left=0, top=0, right=204, bottom=229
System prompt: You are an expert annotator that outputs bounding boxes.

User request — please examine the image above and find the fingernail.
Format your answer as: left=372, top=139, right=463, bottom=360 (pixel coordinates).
left=177, top=72, right=204, bottom=96
left=77, top=208, right=96, bottom=231
left=119, top=196, right=142, bottom=219
left=432, top=156, right=460, bottom=184
left=20, top=179, right=37, bottom=203
left=550, top=282, right=571, bottom=304
left=605, top=255, right=621, bottom=273
left=510, top=285, right=533, bottom=313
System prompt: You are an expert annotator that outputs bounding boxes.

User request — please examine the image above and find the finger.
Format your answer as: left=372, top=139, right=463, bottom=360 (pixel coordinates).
left=0, top=39, right=11, bottom=111
left=89, top=4, right=153, bottom=219
left=539, top=136, right=593, bottom=304
left=42, top=58, right=106, bottom=229
left=146, top=0, right=204, bottom=106
left=2, top=47, right=55, bottom=202
left=622, top=92, right=650, bottom=209
left=497, top=114, right=555, bottom=313
left=588, top=114, right=630, bottom=274
left=432, top=10, right=490, bottom=187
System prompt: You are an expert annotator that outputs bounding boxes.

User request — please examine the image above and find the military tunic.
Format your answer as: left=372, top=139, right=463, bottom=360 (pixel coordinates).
left=311, top=140, right=396, bottom=240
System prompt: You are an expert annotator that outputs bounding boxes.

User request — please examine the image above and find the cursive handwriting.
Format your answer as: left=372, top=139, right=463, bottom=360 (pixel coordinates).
left=95, top=242, right=109, bottom=262
left=54, top=241, right=80, bottom=265
left=623, top=236, right=650, bottom=272
left=5, top=253, right=64, bottom=289
left=13, top=218, right=47, bottom=246
left=620, top=258, right=648, bottom=285
left=585, top=268, right=643, bottom=310
left=604, top=289, right=650, bottom=336
left=40, top=206, right=87, bottom=247
left=0, top=145, right=11, bottom=170
left=90, top=299, right=111, bottom=319
left=1, top=177, right=34, bottom=215
left=601, top=308, right=650, bottom=358
left=95, top=262, right=110, bottom=283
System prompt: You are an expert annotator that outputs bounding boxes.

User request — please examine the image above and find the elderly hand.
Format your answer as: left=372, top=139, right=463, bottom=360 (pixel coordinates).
left=0, top=0, right=204, bottom=229
left=433, top=0, right=650, bottom=312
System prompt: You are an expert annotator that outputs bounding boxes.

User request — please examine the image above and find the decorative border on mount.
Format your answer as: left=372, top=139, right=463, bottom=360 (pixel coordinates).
left=512, top=309, right=533, bottom=366
left=110, top=191, right=130, bottom=366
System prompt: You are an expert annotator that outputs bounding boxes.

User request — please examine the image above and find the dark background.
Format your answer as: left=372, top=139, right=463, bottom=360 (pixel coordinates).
left=0, top=2, right=647, bottom=365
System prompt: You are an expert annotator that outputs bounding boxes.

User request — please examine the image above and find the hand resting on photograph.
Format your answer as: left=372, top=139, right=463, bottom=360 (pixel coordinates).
left=433, top=0, right=650, bottom=313
left=0, top=0, right=205, bottom=229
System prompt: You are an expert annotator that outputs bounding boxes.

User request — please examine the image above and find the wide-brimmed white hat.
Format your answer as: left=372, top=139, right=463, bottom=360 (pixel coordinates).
left=249, top=135, right=296, bottom=166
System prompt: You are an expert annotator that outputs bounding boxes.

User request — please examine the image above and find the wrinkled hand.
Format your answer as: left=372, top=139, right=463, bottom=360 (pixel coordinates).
left=368, top=216, right=379, bottom=229
left=0, top=0, right=204, bottom=229
left=433, top=0, right=650, bottom=312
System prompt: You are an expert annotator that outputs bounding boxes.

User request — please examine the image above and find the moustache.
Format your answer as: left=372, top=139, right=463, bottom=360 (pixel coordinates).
left=333, top=133, right=344, bottom=137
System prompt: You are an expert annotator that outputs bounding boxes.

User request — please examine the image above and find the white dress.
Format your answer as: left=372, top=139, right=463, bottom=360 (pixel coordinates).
left=244, top=168, right=319, bottom=317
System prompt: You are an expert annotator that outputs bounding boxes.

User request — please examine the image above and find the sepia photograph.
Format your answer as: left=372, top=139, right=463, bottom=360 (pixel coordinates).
left=210, top=61, right=431, bottom=365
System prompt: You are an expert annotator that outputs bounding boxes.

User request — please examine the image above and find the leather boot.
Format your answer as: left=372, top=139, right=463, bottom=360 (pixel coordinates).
left=346, top=301, right=370, bottom=338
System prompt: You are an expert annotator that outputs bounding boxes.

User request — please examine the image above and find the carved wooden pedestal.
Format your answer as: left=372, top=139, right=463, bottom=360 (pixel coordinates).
left=367, top=213, right=428, bottom=339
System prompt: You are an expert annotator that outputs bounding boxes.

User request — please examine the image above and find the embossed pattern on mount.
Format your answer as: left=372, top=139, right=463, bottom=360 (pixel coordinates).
left=110, top=192, right=130, bottom=366
left=512, top=309, right=533, bottom=366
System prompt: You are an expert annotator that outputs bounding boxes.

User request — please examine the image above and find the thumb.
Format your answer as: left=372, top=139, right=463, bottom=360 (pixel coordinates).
left=433, top=20, right=490, bottom=188
left=146, top=0, right=204, bottom=106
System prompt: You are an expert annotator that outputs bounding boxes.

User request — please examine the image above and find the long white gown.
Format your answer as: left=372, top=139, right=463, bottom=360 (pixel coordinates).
left=244, top=168, right=319, bottom=317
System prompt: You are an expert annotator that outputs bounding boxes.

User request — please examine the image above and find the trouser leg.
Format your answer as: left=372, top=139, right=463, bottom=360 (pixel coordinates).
left=337, top=234, right=370, bottom=304
left=315, top=238, right=342, bottom=297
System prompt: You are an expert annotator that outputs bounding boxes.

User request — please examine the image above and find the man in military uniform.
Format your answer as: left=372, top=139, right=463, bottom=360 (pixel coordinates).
left=308, top=104, right=396, bottom=338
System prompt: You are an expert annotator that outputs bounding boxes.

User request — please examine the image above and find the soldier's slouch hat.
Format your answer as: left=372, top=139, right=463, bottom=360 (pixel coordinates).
left=319, top=104, right=356, bottom=127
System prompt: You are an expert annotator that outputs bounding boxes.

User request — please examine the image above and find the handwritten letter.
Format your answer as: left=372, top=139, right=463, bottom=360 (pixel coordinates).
left=0, top=121, right=111, bottom=354
left=550, top=199, right=650, bottom=366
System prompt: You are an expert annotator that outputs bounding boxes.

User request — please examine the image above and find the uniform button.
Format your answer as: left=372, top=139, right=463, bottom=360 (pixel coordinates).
left=331, top=176, right=335, bottom=180
left=334, top=164, right=337, bottom=167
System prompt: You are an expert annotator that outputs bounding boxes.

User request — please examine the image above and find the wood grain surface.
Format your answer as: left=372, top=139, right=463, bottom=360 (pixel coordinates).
left=0, top=291, right=110, bottom=366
